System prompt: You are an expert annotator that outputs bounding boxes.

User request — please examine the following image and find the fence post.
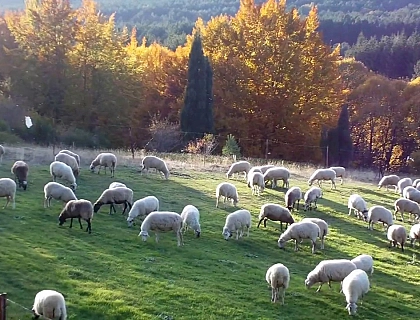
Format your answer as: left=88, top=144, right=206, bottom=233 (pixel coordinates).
left=265, top=139, right=269, bottom=160
left=0, top=293, right=7, bottom=320
left=128, top=127, right=135, bottom=159
left=326, top=146, right=329, bottom=168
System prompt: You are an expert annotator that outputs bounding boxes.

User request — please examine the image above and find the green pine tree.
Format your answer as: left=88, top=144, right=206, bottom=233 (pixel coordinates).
left=222, top=134, right=241, bottom=158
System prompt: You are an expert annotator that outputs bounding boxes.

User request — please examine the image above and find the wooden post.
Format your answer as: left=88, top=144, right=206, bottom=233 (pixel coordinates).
left=128, top=127, right=135, bottom=159
left=326, top=146, right=329, bottom=168
left=0, top=293, right=7, bottom=320
left=265, top=139, right=269, bottom=160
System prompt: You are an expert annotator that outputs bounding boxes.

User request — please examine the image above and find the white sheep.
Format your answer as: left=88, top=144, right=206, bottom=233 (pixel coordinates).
left=402, top=186, right=420, bottom=204
left=90, top=152, right=117, bottom=177
left=127, top=196, right=159, bottom=227
left=0, top=177, right=16, bottom=209
left=284, top=186, right=302, bottom=211
left=351, top=254, right=374, bottom=276
left=181, top=204, right=201, bottom=237
left=222, top=209, right=251, bottom=240
left=378, top=174, right=400, bottom=191
left=301, top=217, right=328, bottom=250
left=138, top=211, right=184, bottom=246
left=263, top=167, right=290, bottom=189
left=265, top=263, right=290, bottom=305
left=0, top=144, right=4, bottom=164
left=413, top=178, right=420, bottom=187
left=215, top=182, right=238, bottom=208
left=226, top=160, right=251, bottom=180
left=44, top=182, right=77, bottom=208
left=11, top=160, right=29, bottom=190
left=140, top=155, right=170, bottom=180
left=303, top=186, right=323, bottom=211
left=409, top=223, right=420, bottom=247
left=248, top=166, right=263, bottom=175
left=109, top=182, right=126, bottom=189
left=304, top=259, right=357, bottom=292
left=367, top=205, right=393, bottom=231
left=32, top=289, right=67, bottom=320
left=55, top=152, right=80, bottom=177
left=342, top=269, right=370, bottom=316
left=329, top=166, right=345, bottom=184
left=278, top=221, right=320, bottom=253
left=397, top=177, right=412, bottom=195
left=387, top=224, right=407, bottom=252
left=58, top=199, right=94, bottom=234
left=50, top=161, right=77, bottom=190
left=247, top=171, right=265, bottom=196
left=93, top=187, right=133, bottom=215
left=416, top=182, right=420, bottom=191
left=308, top=168, right=337, bottom=190
left=257, top=203, right=294, bottom=230
left=348, top=194, right=369, bottom=221
left=394, top=198, right=420, bottom=223
left=58, top=149, right=80, bottom=166
left=259, top=164, right=275, bottom=174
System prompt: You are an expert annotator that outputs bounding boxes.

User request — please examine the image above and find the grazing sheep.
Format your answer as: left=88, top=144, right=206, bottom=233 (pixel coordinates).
left=222, top=209, right=251, bottom=240
left=409, top=224, right=420, bottom=247
left=402, top=186, right=420, bottom=204
left=127, top=196, right=159, bottom=227
left=351, top=254, right=374, bottom=276
left=378, top=174, right=400, bottom=191
left=0, top=178, right=16, bottom=209
left=342, top=269, right=370, bottom=316
left=308, top=168, right=337, bottom=190
left=413, top=178, right=420, bottom=187
left=181, top=204, right=201, bottom=237
left=394, top=198, right=420, bottom=222
left=215, top=182, right=238, bottom=208
left=138, top=211, right=184, bottom=246
left=367, top=205, right=393, bottom=231
left=278, top=221, right=320, bottom=253
left=263, top=167, right=290, bottom=189
left=109, top=182, right=126, bottom=189
left=58, top=149, right=81, bottom=166
left=304, top=186, right=323, bottom=211
left=44, top=182, right=77, bottom=208
left=226, top=160, right=251, bottom=180
left=387, top=224, right=407, bottom=252
left=259, top=164, right=275, bottom=174
left=58, top=199, right=94, bottom=234
left=416, top=182, right=420, bottom=191
left=304, top=259, right=357, bottom=292
left=93, top=187, right=133, bottom=215
left=285, top=186, right=302, bottom=211
left=32, top=289, right=67, bottom=320
left=55, top=152, right=80, bottom=177
left=301, top=218, right=328, bottom=250
left=90, top=152, right=117, bottom=177
left=257, top=203, right=294, bottom=230
left=0, top=144, right=4, bottom=164
left=329, top=166, right=345, bottom=184
left=247, top=171, right=265, bottom=196
left=140, top=155, right=170, bottom=180
left=397, top=177, right=412, bottom=195
left=11, top=160, right=29, bottom=190
left=348, top=194, right=369, bottom=221
left=265, top=263, right=290, bottom=305
left=248, top=166, right=263, bottom=176
left=50, top=161, right=77, bottom=190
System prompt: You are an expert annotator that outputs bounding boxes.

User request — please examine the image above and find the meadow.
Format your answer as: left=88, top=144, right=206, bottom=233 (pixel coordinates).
left=0, top=145, right=419, bottom=320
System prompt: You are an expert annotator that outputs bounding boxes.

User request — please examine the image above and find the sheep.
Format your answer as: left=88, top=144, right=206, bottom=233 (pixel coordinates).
left=50, top=161, right=77, bottom=191
left=284, top=186, right=302, bottom=211
left=278, top=221, right=320, bottom=253
left=181, top=204, right=201, bottom=237
left=0, top=178, right=16, bottom=209
left=127, top=196, right=159, bottom=227
left=263, top=167, right=290, bottom=189
left=308, top=168, right=336, bottom=190
left=44, top=182, right=77, bottom=208
left=265, top=263, right=290, bottom=305
left=413, top=178, right=420, bottom=187
left=55, top=152, right=80, bottom=177
left=304, top=259, right=357, bottom=292
left=138, top=211, right=184, bottom=246
left=90, top=152, right=117, bottom=177
left=301, top=217, right=328, bottom=250
left=329, top=166, right=345, bottom=184
left=397, top=177, right=412, bottom=195
left=416, top=182, right=420, bottom=191
left=109, top=182, right=126, bottom=189
left=259, top=164, right=275, bottom=174
left=247, top=171, right=265, bottom=196
left=58, top=199, right=94, bottom=234
left=11, top=160, right=29, bottom=190
left=409, top=223, right=420, bottom=247
left=387, top=224, right=407, bottom=252
left=348, top=194, right=369, bottom=221
left=32, top=289, right=67, bottom=320
left=367, top=205, right=393, bottom=231
left=248, top=166, right=263, bottom=175
left=402, top=186, right=420, bottom=204
left=58, top=149, right=80, bottom=166
left=257, top=203, right=294, bottom=230
left=378, top=174, right=400, bottom=191
left=303, top=186, right=323, bottom=211
left=222, top=209, right=251, bottom=240
left=215, top=182, right=238, bottom=208
left=342, top=269, right=370, bottom=316
left=0, top=144, right=4, bottom=164
left=351, top=254, right=374, bottom=276
left=226, top=160, right=251, bottom=180
left=140, top=155, right=170, bottom=180
left=394, top=198, right=420, bottom=223
left=93, top=187, right=133, bottom=215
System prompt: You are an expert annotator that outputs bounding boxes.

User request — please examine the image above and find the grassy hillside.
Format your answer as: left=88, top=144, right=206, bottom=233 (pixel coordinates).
left=0, top=149, right=419, bottom=319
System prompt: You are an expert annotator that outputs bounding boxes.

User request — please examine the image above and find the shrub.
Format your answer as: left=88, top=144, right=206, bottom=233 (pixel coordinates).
left=185, top=134, right=217, bottom=155
left=146, top=116, right=183, bottom=152
left=222, top=134, right=241, bottom=158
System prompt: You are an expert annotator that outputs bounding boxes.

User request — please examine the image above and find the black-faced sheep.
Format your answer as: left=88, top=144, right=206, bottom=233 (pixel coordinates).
left=58, top=199, right=94, bottom=234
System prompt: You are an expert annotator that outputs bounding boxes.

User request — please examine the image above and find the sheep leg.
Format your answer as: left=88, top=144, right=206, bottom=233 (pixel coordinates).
left=86, top=219, right=92, bottom=233
left=122, top=202, right=128, bottom=215
left=296, top=200, right=300, bottom=210
left=388, top=240, right=393, bottom=248
left=340, top=177, right=343, bottom=185
left=69, top=218, right=73, bottom=228
left=155, top=233, right=159, bottom=243
left=401, top=243, right=404, bottom=252
left=3, top=197, right=9, bottom=208
left=294, top=239, right=299, bottom=251
left=279, top=287, right=285, bottom=305
left=328, top=280, right=332, bottom=289
left=320, top=237, right=324, bottom=250
left=257, top=218, right=263, bottom=228
left=311, top=240, right=316, bottom=253
left=271, top=287, right=276, bottom=302
left=315, top=284, right=323, bottom=292
left=78, top=217, right=83, bottom=229
left=216, top=196, right=219, bottom=208
left=44, top=198, right=48, bottom=208
left=98, top=166, right=101, bottom=175
left=177, top=230, right=184, bottom=246
left=246, top=225, right=250, bottom=237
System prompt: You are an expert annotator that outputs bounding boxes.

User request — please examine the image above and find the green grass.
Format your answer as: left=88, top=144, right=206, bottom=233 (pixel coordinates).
left=0, top=160, right=419, bottom=320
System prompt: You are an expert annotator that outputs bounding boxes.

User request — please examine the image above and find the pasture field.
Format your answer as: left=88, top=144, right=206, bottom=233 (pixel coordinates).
left=0, top=149, right=419, bottom=319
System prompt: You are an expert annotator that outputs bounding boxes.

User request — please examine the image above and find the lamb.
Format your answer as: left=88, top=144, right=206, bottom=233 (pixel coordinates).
left=32, top=289, right=67, bottom=320
left=284, top=186, right=302, bottom=211
left=278, top=221, right=320, bottom=253
left=263, top=167, right=290, bottom=189
left=265, top=263, right=290, bottom=305
left=303, top=186, right=323, bottom=211
left=402, top=186, right=420, bottom=204
left=0, top=178, right=16, bottom=209
left=138, top=211, right=184, bottom=246
left=58, top=149, right=80, bottom=166
left=58, top=199, right=94, bottom=233
left=226, top=160, right=251, bottom=180
left=342, top=269, right=370, bottom=316
left=304, top=259, right=357, bottom=292
left=378, top=174, right=400, bottom=191
left=387, top=224, right=407, bottom=252
left=222, top=209, right=251, bottom=240
left=367, top=205, right=393, bottom=231
left=0, top=144, right=4, bottom=163
left=348, top=194, right=369, bottom=221
left=247, top=171, right=265, bottom=196
left=127, top=196, right=159, bottom=227
left=301, top=217, right=328, bottom=250
left=351, top=254, right=374, bottom=276
left=394, top=198, right=420, bottom=222
left=55, top=152, right=80, bottom=177
left=308, top=168, right=337, bottom=190
left=180, top=204, right=201, bottom=237
left=44, top=182, right=77, bottom=208
left=257, top=203, right=294, bottom=230
left=93, top=187, right=133, bottom=215
left=329, top=166, right=345, bottom=184
left=11, top=160, right=29, bottom=190
left=140, top=155, right=170, bottom=180
left=397, top=177, right=412, bottom=195
left=50, top=161, right=77, bottom=191
left=109, top=182, right=126, bottom=189
left=215, top=182, right=238, bottom=208
left=90, top=152, right=117, bottom=178
left=409, top=223, right=420, bottom=247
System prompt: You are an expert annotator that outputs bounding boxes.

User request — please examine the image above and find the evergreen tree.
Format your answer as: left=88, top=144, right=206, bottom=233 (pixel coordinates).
left=337, top=104, right=353, bottom=166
